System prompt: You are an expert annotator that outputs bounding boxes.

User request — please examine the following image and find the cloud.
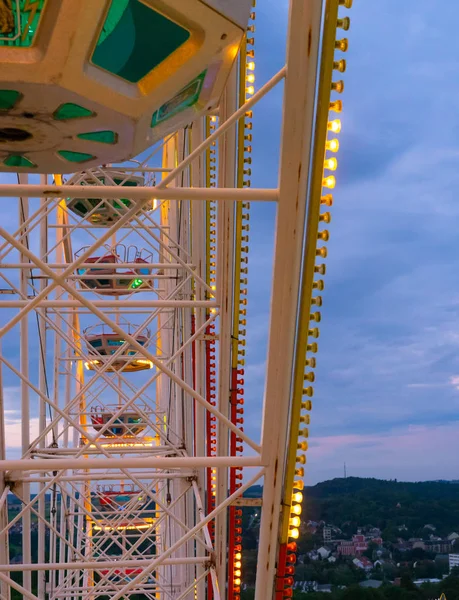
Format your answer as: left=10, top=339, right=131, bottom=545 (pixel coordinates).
left=0, top=0, right=458, bottom=489
left=235, top=0, right=459, bottom=486
left=338, top=133, right=412, bottom=186
left=306, top=422, right=459, bottom=484
left=4, top=414, right=40, bottom=450
left=2, top=388, right=66, bottom=452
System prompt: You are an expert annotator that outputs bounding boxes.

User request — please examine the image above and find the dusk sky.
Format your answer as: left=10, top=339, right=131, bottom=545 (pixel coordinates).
left=1, top=1, right=458, bottom=486
left=244, top=0, right=459, bottom=484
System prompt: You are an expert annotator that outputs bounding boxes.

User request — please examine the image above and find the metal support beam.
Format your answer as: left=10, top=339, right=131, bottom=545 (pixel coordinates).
left=1, top=455, right=262, bottom=473
left=0, top=300, right=217, bottom=308
left=254, top=1, right=324, bottom=599
left=0, top=557, right=209, bottom=572
left=0, top=184, right=278, bottom=201
left=18, top=181, right=32, bottom=595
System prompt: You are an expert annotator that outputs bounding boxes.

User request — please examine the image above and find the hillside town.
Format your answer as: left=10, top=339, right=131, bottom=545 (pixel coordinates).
left=293, top=520, right=459, bottom=594
left=238, top=479, right=459, bottom=598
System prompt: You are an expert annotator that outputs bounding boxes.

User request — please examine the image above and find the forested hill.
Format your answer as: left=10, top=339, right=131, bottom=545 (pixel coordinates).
left=302, top=477, right=459, bottom=539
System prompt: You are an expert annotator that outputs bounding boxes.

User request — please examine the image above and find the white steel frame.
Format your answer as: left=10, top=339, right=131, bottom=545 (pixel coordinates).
left=0, top=0, right=328, bottom=598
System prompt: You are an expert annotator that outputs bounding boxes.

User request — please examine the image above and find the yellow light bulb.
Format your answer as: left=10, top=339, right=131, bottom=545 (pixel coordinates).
left=235, top=569, right=241, bottom=577
left=290, top=516, right=300, bottom=527
left=328, top=119, right=341, bottom=133
left=293, top=492, right=303, bottom=503
left=326, top=139, right=340, bottom=152
left=323, top=176, right=336, bottom=189
left=247, top=73, right=255, bottom=83
left=337, top=16, right=350, bottom=31
left=324, top=157, right=337, bottom=171
left=330, top=100, right=343, bottom=113
left=234, top=578, right=241, bottom=586
left=211, top=116, right=217, bottom=122
left=235, top=561, right=241, bottom=568
left=247, top=61, right=255, bottom=70
left=290, top=528, right=299, bottom=539
left=292, top=504, right=302, bottom=515
left=235, top=553, right=242, bottom=560
left=211, top=285, right=216, bottom=290
left=246, top=86, right=255, bottom=95
left=333, top=59, right=346, bottom=73
left=335, top=38, right=349, bottom=53
left=331, top=80, right=344, bottom=94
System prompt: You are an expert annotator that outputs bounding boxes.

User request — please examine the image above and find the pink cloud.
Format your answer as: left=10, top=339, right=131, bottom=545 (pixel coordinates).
left=305, top=422, right=459, bottom=484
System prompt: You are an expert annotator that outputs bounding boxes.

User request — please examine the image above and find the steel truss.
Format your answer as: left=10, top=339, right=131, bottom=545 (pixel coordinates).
left=0, top=0, right=352, bottom=598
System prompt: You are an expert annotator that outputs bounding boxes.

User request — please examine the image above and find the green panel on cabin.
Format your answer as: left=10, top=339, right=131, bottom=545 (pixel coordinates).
left=113, top=199, right=132, bottom=209
left=3, top=154, right=36, bottom=168
left=0, top=0, right=46, bottom=48
left=107, top=339, right=125, bottom=346
left=0, top=90, right=22, bottom=111
left=77, top=131, right=118, bottom=144
left=113, top=178, right=137, bottom=187
left=54, top=104, right=96, bottom=121
left=92, top=0, right=190, bottom=83
left=58, top=150, right=95, bottom=163
left=73, top=201, right=89, bottom=216
left=151, top=71, right=206, bottom=128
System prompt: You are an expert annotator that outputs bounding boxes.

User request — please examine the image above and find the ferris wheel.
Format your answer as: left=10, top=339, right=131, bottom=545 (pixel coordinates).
left=0, top=0, right=352, bottom=598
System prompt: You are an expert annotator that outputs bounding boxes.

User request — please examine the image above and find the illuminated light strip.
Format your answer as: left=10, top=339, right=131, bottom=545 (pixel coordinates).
left=275, top=1, right=352, bottom=598
left=92, top=518, right=156, bottom=532
left=205, top=114, right=219, bottom=600
left=84, top=359, right=154, bottom=370
left=228, top=3, right=256, bottom=596
left=92, top=441, right=155, bottom=449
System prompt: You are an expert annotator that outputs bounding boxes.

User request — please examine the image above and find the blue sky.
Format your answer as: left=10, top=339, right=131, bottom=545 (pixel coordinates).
left=2, top=1, right=458, bottom=485
left=243, top=0, right=459, bottom=484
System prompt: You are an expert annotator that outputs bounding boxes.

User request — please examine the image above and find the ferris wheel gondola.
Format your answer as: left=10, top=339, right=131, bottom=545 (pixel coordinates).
left=90, top=404, right=148, bottom=437
left=66, top=171, right=151, bottom=226
left=98, top=567, right=144, bottom=579
left=97, top=484, right=145, bottom=510
left=83, top=323, right=153, bottom=372
left=75, top=244, right=153, bottom=295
